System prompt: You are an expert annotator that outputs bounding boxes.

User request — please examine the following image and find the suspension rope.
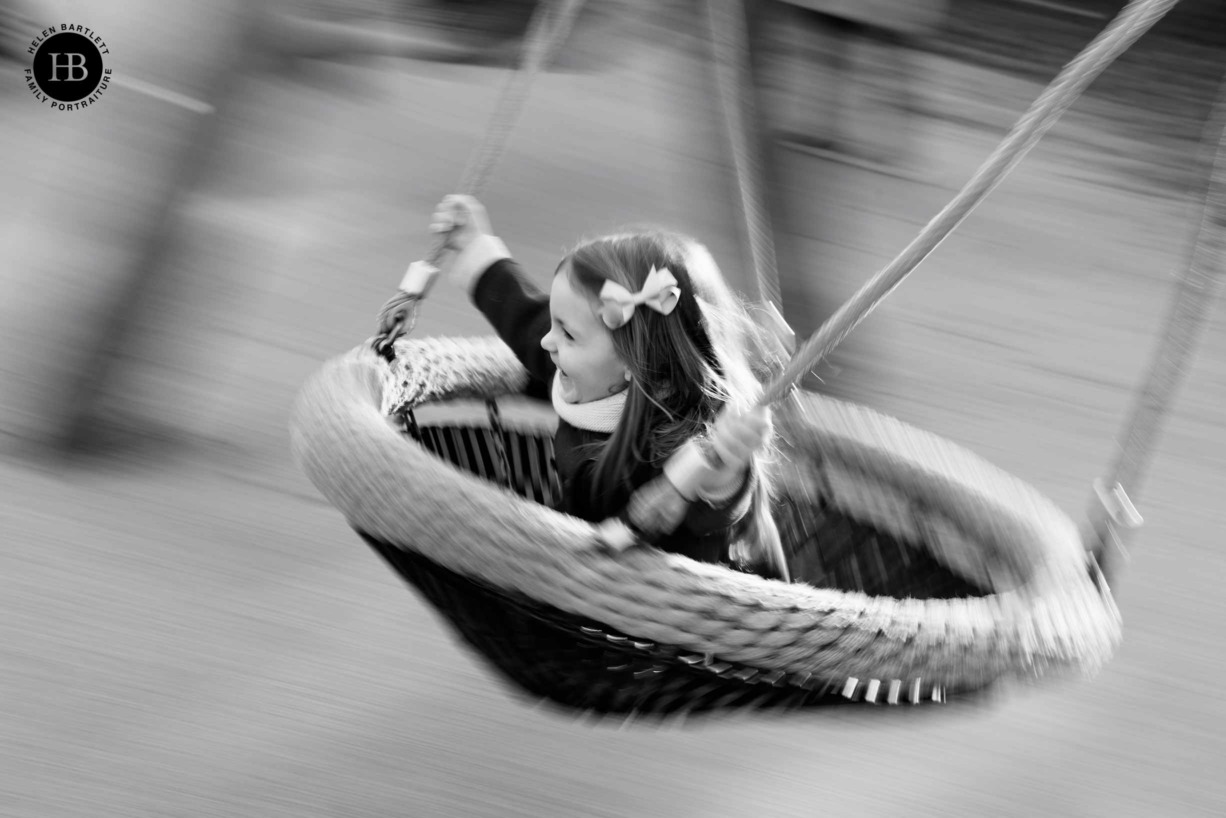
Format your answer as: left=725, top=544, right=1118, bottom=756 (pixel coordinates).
left=758, top=0, right=1181, bottom=405
left=452, top=0, right=587, bottom=216
left=1088, top=72, right=1226, bottom=582
left=375, top=0, right=586, bottom=352
left=704, top=0, right=782, bottom=309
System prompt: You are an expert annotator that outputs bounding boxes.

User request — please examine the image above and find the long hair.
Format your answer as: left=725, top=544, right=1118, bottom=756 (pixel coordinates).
left=562, top=229, right=788, bottom=576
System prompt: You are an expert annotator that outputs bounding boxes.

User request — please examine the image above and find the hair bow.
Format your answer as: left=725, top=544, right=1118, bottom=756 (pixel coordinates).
left=598, top=266, right=681, bottom=329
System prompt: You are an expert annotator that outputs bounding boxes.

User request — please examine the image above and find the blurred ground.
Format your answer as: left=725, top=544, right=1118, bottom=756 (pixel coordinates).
left=2, top=2, right=1225, bottom=817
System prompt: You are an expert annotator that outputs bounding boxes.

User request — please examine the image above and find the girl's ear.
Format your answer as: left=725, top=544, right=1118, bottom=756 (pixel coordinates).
left=624, top=370, right=632, bottom=382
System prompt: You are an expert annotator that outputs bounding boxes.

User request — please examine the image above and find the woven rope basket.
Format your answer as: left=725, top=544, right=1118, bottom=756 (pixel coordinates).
left=291, top=337, right=1121, bottom=715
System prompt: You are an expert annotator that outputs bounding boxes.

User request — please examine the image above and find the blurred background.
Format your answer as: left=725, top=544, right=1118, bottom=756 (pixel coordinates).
left=2, top=0, right=1224, bottom=815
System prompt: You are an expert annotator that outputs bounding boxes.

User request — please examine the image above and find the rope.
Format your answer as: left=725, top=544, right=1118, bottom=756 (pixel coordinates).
left=448, top=0, right=586, bottom=235
left=758, top=0, right=1181, bottom=405
left=1089, top=72, right=1226, bottom=581
left=703, top=0, right=782, bottom=309
left=374, top=0, right=586, bottom=352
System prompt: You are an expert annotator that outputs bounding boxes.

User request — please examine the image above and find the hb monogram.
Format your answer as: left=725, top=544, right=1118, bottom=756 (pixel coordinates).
left=27, top=29, right=110, bottom=107
left=48, top=53, right=89, bottom=82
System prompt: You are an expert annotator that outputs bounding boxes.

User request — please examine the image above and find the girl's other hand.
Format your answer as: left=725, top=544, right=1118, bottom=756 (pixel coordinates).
left=430, top=194, right=493, bottom=254
left=709, top=405, right=772, bottom=472
left=662, top=405, right=772, bottom=502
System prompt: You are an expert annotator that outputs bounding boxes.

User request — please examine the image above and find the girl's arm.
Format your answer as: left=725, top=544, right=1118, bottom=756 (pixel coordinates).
left=443, top=224, right=556, bottom=385
left=470, top=258, right=556, bottom=385
left=430, top=194, right=556, bottom=385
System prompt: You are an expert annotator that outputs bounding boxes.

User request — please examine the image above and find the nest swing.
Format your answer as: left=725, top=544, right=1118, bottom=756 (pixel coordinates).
left=290, top=0, right=1217, bottom=718
left=295, top=335, right=1115, bottom=715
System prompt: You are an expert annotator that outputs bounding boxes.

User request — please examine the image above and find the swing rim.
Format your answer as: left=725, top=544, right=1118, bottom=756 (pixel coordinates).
left=290, top=335, right=1122, bottom=697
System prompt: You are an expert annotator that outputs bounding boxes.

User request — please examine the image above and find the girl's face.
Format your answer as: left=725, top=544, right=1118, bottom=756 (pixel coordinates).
left=540, top=270, right=629, bottom=404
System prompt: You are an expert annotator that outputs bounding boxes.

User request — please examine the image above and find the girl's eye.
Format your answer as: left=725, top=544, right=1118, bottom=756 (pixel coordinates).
left=561, top=328, right=573, bottom=341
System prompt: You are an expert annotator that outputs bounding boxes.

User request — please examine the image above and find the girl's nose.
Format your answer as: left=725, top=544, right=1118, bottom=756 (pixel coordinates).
left=540, top=329, right=557, bottom=353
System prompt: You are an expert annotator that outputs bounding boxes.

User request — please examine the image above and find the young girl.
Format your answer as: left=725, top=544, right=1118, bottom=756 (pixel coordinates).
left=418, top=194, right=788, bottom=580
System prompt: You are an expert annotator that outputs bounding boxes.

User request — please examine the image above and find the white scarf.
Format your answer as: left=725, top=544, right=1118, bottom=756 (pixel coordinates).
left=551, top=373, right=627, bottom=434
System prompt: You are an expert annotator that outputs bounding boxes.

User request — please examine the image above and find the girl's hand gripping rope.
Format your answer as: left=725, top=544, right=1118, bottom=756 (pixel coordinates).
left=429, top=194, right=512, bottom=293
left=430, top=194, right=492, bottom=258
left=664, top=405, right=772, bottom=503
left=595, top=405, right=772, bottom=551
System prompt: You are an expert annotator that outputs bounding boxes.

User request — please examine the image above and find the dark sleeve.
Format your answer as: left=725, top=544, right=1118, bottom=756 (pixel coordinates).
left=470, top=258, right=556, bottom=386
left=679, top=467, right=756, bottom=537
left=558, top=458, right=604, bottom=522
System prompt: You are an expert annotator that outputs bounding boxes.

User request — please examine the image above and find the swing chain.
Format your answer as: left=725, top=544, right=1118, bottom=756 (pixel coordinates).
left=1086, top=69, right=1226, bottom=584
left=372, top=0, right=587, bottom=359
